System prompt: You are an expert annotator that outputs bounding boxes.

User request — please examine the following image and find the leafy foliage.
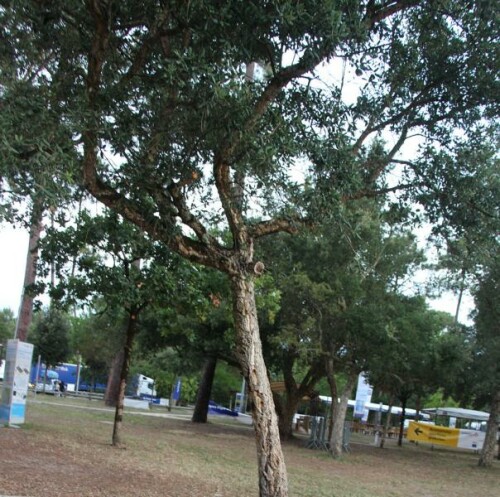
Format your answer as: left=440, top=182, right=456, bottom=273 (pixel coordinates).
left=467, top=257, right=500, bottom=410
left=367, top=295, right=460, bottom=407
left=29, top=308, right=70, bottom=366
left=69, top=308, right=125, bottom=383
left=0, top=1, right=497, bottom=257
left=0, top=308, right=15, bottom=347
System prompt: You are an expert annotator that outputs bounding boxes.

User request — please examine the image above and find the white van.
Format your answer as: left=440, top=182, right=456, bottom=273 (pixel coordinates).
left=35, top=378, right=59, bottom=394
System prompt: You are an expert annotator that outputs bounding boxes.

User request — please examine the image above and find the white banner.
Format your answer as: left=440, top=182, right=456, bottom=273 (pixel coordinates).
left=354, top=373, right=373, bottom=422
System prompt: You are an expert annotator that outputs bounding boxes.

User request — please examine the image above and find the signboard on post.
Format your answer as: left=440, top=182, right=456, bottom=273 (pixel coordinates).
left=407, top=421, right=460, bottom=447
left=0, top=339, right=34, bottom=425
left=407, top=421, right=486, bottom=450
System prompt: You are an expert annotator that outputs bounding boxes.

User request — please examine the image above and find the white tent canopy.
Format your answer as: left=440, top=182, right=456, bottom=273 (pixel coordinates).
left=319, top=396, right=431, bottom=419
left=423, top=407, right=490, bottom=421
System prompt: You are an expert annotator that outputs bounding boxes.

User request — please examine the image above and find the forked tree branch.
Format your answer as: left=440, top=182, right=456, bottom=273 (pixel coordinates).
left=213, top=1, right=422, bottom=243
left=81, top=2, right=232, bottom=271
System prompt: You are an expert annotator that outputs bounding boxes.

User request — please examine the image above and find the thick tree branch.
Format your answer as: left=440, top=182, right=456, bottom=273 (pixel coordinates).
left=298, top=359, right=325, bottom=395
left=213, top=154, right=245, bottom=247
left=169, top=234, right=235, bottom=273
left=81, top=2, right=230, bottom=272
left=364, top=124, right=410, bottom=184
left=215, top=54, right=338, bottom=244
left=167, top=174, right=216, bottom=245
left=365, top=0, right=421, bottom=27
left=248, top=218, right=302, bottom=239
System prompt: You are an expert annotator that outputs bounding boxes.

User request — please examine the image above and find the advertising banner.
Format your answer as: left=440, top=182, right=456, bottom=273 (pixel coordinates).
left=172, top=377, right=182, bottom=401
left=353, top=373, right=373, bottom=422
left=0, top=339, right=34, bottom=425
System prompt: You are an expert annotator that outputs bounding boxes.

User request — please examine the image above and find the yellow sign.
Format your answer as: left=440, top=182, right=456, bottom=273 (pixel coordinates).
left=407, top=421, right=459, bottom=447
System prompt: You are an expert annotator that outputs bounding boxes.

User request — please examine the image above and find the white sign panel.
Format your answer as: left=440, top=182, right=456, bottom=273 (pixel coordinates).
left=458, top=429, right=486, bottom=450
left=0, top=339, right=34, bottom=425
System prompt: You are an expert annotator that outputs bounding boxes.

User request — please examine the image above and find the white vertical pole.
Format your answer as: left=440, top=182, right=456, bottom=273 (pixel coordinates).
left=75, top=353, right=81, bottom=392
left=240, top=377, right=247, bottom=413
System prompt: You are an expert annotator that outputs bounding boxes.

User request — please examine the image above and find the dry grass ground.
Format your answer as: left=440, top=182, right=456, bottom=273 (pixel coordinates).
left=0, top=396, right=498, bottom=497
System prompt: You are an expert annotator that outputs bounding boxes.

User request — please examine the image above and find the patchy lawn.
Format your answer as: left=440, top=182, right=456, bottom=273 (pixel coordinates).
left=0, top=397, right=498, bottom=497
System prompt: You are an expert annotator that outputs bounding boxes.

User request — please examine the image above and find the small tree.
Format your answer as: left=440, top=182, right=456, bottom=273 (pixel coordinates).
left=368, top=297, right=455, bottom=446
left=30, top=309, right=70, bottom=369
left=41, top=210, right=184, bottom=445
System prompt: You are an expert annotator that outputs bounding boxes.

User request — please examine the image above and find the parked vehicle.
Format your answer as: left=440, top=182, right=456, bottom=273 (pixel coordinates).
left=30, top=363, right=106, bottom=392
left=30, top=363, right=157, bottom=397
left=35, top=378, right=59, bottom=394
left=127, top=374, right=157, bottom=399
left=208, top=400, right=238, bottom=417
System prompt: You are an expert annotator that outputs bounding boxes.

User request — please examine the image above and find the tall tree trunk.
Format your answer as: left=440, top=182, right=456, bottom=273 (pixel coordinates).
left=398, top=398, right=407, bottom=447
left=414, top=395, right=421, bottom=421
left=231, top=274, right=288, bottom=497
left=192, top=355, right=218, bottom=423
left=329, top=371, right=357, bottom=458
left=15, top=204, right=43, bottom=342
left=112, top=310, right=138, bottom=447
left=276, top=354, right=323, bottom=440
left=105, top=349, right=124, bottom=407
left=275, top=390, right=300, bottom=441
left=379, top=399, right=394, bottom=449
left=325, top=358, right=338, bottom=443
left=478, top=389, right=500, bottom=467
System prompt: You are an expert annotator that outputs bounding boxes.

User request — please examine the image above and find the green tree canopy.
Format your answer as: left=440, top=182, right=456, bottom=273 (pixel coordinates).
left=30, top=308, right=70, bottom=367
left=473, top=256, right=500, bottom=467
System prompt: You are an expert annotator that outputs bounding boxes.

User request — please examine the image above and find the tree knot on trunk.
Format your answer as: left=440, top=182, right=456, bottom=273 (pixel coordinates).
left=251, top=261, right=265, bottom=276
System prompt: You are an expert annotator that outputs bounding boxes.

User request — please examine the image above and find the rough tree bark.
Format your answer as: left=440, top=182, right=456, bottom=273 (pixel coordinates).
left=231, top=274, right=288, bottom=497
left=112, top=309, right=138, bottom=447
left=478, top=389, right=500, bottom=467
left=326, top=359, right=338, bottom=443
left=104, top=349, right=124, bottom=407
left=327, top=371, right=357, bottom=458
left=192, top=355, right=218, bottom=423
